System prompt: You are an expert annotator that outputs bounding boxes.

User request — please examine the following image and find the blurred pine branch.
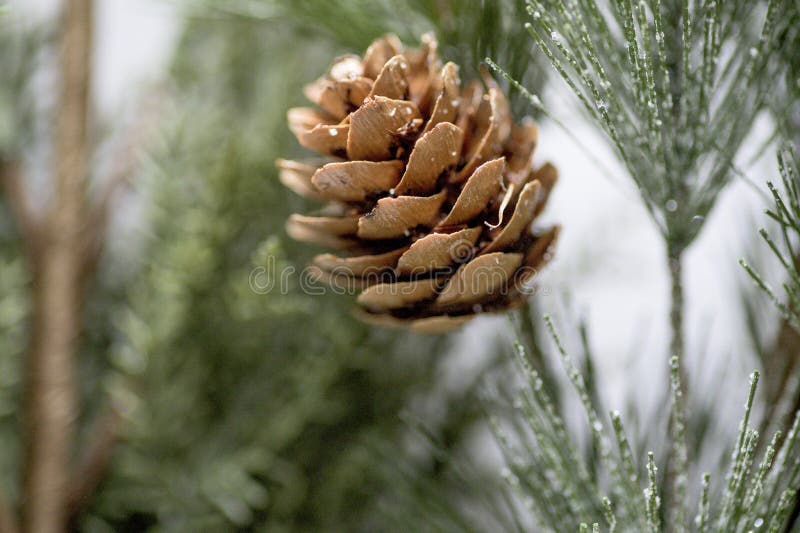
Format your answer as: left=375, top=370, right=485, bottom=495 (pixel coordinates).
left=75, top=18, right=499, bottom=531
left=0, top=8, right=504, bottom=532
left=182, top=0, right=549, bottom=116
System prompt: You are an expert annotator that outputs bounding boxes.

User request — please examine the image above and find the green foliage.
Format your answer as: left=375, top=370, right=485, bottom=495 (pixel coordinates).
left=491, top=0, right=784, bottom=249
left=742, top=147, right=800, bottom=334
left=186, top=0, right=548, bottom=115
left=0, top=257, right=25, bottom=502
left=770, top=0, right=800, bottom=144
left=78, top=19, right=486, bottom=531
left=488, top=318, right=800, bottom=532
left=1, top=2, right=799, bottom=532
left=0, top=15, right=45, bottom=156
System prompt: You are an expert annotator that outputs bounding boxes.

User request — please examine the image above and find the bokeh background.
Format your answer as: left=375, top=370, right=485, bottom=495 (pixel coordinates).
left=15, top=0, right=780, bottom=412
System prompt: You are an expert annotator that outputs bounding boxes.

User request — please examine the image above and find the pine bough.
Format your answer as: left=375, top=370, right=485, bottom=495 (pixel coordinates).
left=489, top=315, right=800, bottom=532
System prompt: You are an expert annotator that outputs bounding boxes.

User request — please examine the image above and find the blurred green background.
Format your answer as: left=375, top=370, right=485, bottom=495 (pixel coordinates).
left=0, top=2, right=543, bottom=531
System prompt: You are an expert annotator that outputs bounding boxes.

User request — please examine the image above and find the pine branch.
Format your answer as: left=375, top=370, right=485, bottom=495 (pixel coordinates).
left=487, top=319, right=800, bottom=531
left=67, top=403, right=122, bottom=519
left=498, top=0, right=782, bottom=246
left=187, top=0, right=549, bottom=114
left=5, top=5, right=147, bottom=528
left=0, top=486, right=19, bottom=533
left=743, top=147, right=800, bottom=336
left=493, top=4, right=784, bottom=528
left=667, top=243, right=689, bottom=529
left=21, top=0, right=93, bottom=531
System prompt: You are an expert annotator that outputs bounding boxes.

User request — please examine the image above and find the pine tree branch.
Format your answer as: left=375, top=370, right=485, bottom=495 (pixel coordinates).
left=21, top=1, right=93, bottom=531
left=79, top=91, right=160, bottom=287
left=80, top=143, right=134, bottom=287
left=759, top=318, right=800, bottom=440
left=67, top=403, right=122, bottom=519
left=0, top=486, right=19, bottom=533
left=762, top=305, right=800, bottom=530
left=666, top=242, right=689, bottom=530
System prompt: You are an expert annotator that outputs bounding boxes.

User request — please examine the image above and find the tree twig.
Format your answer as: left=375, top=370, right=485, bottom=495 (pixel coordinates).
left=21, top=1, right=93, bottom=531
left=80, top=88, right=163, bottom=288
left=666, top=242, right=689, bottom=532
left=0, top=486, right=19, bottom=533
left=68, top=404, right=123, bottom=518
left=80, top=167, right=131, bottom=288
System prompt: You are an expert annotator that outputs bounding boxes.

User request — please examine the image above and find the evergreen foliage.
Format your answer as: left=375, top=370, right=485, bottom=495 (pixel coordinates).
left=0, top=12, right=493, bottom=532
left=189, top=0, right=549, bottom=115
left=742, top=147, right=800, bottom=334
left=491, top=0, right=782, bottom=249
left=1, top=1, right=799, bottom=531
left=488, top=320, right=800, bottom=532
left=81, top=20, right=494, bottom=532
left=479, top=2, right=800, bottom=530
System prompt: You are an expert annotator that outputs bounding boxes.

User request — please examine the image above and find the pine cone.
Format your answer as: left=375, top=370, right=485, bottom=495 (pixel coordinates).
left=278, top=34, right=559, bottom=334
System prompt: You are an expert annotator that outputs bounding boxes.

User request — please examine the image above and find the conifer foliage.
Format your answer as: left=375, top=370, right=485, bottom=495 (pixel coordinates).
left=0, top=1, right=799, bottom=532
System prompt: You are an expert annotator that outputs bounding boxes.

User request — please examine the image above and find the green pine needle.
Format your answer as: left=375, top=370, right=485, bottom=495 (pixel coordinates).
left=491, top=321, right=800, bottom=531
left=497, top=0, right=785, bottom=248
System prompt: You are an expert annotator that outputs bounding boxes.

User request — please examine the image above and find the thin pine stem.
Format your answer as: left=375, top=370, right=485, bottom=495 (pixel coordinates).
left=696, top=473, right=711, bottom=533
left=667, top=243, right=689, bottom=530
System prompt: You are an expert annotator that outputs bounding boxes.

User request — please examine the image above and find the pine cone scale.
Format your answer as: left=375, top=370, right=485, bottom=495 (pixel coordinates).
left=347, top=97, right=421, bottom=161
left=279, top=34, right=559, bottom=333
left=395, top=227, right=483, bottom=275
left=357, top=191, right=447, bottom=240
left=311, top=160, right=403, bottom=202
left=436, top=252, right=523, bottom=307
left=313, top=247, right=408, bottom=276
left=423, top=62, right=461, bottom=131
left=369, top=55, right=411, bottom=100
left=482, top=181, right=543, bottom=254
left=358, top=278, right=440, bottom=311
left=394, top=122, right=463, bottom=196
left=438, top=158, right=505, bottom=228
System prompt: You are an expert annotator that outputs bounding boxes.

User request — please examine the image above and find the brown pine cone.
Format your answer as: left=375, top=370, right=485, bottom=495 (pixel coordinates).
left=278, top=34, right=559, bottom=334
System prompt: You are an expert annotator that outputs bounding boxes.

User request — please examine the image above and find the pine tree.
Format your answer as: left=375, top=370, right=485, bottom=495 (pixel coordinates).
left=1, top=1, right=800, bottom=532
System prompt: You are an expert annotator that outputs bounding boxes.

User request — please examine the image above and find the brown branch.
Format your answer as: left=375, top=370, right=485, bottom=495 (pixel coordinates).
left=80, top=143, right=138, bottom=286
left=68, top=404, right=122, bottom=518
left=80, top=89, right=163, bottom=287
left=21, top=1, right=94, bottom=532
left=79, top=170, right=130, bottom=288
left=763, top=318, right=800, bottom=532
left=758, top=255, right=800, bottom=442
left=0, top=487, right=19, bottom=533
left=759, top=320, right=800, bottom=438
